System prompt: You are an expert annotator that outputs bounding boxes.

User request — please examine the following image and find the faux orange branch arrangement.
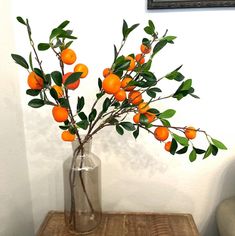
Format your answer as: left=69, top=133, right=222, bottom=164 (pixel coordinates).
left=12, top=17, right=227, bottom=162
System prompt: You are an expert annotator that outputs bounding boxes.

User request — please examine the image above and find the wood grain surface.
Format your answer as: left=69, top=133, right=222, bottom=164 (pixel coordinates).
left=36, top=211, right=200, bottom=236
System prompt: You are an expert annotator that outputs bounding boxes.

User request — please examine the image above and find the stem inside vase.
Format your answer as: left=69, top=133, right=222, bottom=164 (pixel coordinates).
left=63, top=138, right=102, bottom=234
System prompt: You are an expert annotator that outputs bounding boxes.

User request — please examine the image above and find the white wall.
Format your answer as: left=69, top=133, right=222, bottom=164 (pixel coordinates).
left=0, top=0, right=34, bottom=235
left=9, top=0, right=235, bottom=235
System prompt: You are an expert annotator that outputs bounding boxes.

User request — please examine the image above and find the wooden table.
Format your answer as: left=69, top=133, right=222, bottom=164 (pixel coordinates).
left=37, top=211, right=200, bottom=236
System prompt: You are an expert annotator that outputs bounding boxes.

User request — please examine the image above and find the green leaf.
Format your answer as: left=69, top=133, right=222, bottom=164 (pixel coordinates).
left=89, top=109, right=97, bottom=122
left=173, top=79, right=193, bottom=100
left=203, top=145, right=213, bottom=159
left=114, top=44, right=118, bottom=60
left=57, top=32, right=77, bottom=40
left=122, top=20, right=128, bottom=39
left=29, top=52, right=33, bottom=71
left=163, top=36, right=177, bottom=43
left=26, top=89, right=41, bottom=96
left=160, top=119, right=171, bottom=127
left=115, top=60, right=130, bottom=71
left=148, top=20, right=155, bottom=31
left=51, top=71, right=62, bottom=86
left=189, top=149, right=197, bottom=162
left=211, top=145, right=219, bottom=156
left=50, top=87, right=58, bottom=100
left=68, top=126, right=76, bottom=135
left=16, top=16, right=26, bottom=25
left=120, top=122, right=135, bottom=131
left=76, top=120, right=89, bottom=130
left=65, top=41, right=73, bottom=49
left=78, top=112, right=87, bottom=121
left=166, top=71, right=184, bottom=82
left=176, top=146, right=188, bottom=154
left=181, top=79, right=192, bottom=91
left=58, top=98, right=69, bottom=108
left=142, top=60, right=152, bottom=71
left=147, top=90, right=156, bottom=98
left=77, top=97, right=85, bottom=113
left=147, top=108, right=160, bottom=115
left=11, top=54, right=29, bottom=69
left=64, top=72, right=82, bottom=87
left=96, top=92, right=104, bottom=99
left=149, top=87, right=162, bottom=93
left=102, top=97, right=111, bottom=113
left=59, top=125, right=69, bottom=130
left=98, top=78, right=102, bottom=90
left=172, top=133, right=189, bottom=146
left=49, top=28, right=63, bottom=41
left=33, top=68, right=44, bottom=78
left=144, top=26, right=154, bottom=35
left=128, top=23, right=139, bottom=35
left=211, top=138, right=227, bottom=150
left=159, top=109, right=176, bottom=119
left=57, top=20, right=70, bottom=29
left=170, top=139, right=178, bottom=155
left=38, top=43, right=50, bottom=51
left=140, top=71, right=157, bottom=82
left=133, top=126, right=139, bottom=139
left=116, top=124, right=124, bottom=135
left=153, top=40, right=167, bottom=56
left=140, top=114, right=149, bottom=126
left=28, top=99, right=44, bottom=108
left=194, top=148, right=205, bottom=154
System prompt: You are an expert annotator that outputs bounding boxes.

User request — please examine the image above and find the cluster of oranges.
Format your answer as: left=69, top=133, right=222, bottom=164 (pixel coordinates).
left=102, top=44, right=157, bottom=123
left=154, top=126, right=197, bottom=152
left=101, top=42, right=197, bottom=153
left=27, top=48, right=89, bottom=142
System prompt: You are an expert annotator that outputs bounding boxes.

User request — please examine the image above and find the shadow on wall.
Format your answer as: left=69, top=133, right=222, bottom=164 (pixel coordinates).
left=201, top=157, right=235, bottom=236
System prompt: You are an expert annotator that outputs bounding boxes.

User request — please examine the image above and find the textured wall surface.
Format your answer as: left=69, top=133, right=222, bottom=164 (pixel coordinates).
left=0, top=0, right=34, bottom=235
left=8, top=0, right=235, bottom=235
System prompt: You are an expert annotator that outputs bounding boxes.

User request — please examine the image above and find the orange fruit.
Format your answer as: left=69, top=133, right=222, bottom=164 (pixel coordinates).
left=145, top=112, right=156, bottom=123
left=62, top=72, right=80, bottom=90
left=74, top=63, right=88, bottom=78
left=185, top=126, right=197, bottom=139
left=121, top=77, right=136, bottom=91
left=114, top=89, right=126, bottom=101
left=126, top=56, right=135, bottom=71
left=61, top=130, right=75, bottom=142
left=138, top=102, right=150, bottom=114
left=164, top=141, right=172, bottom=152
left=140, top=44, right=151, bottom=54
left=52, top=85, right=63, bottom=98
left=52, top=106, right=69, bottom=122
left=27, top=71, right=44, bottom=90
left=103, top=68, right=112, bottom=77
left=102, top=74, right=121, bottom=94
left=135, top=54, right=145, bottom=64
left=154, top=126, right=169, bottom=141
left=128, top=91, right=142, bottom=105
left=133, top=113, right=140, bottom=124
left=60, top=48, right=77, bottom=65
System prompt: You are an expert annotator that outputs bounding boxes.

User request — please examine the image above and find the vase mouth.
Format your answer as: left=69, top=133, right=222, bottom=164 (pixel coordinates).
left=72, top=135, right=92, bottom=154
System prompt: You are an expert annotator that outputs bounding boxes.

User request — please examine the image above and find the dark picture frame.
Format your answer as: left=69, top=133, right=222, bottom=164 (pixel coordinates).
left=148, top=0, right=235, bottom=9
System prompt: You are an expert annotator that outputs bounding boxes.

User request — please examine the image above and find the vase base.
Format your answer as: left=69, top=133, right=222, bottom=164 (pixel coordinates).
left=65, top=213, right=102, bottom=235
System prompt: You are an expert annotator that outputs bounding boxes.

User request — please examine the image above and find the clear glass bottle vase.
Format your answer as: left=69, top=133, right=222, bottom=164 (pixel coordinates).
left=63, top=138, right=102, bottom=234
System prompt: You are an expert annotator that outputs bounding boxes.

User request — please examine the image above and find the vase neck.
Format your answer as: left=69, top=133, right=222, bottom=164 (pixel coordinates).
left=72, top=138, right=92, bottom=156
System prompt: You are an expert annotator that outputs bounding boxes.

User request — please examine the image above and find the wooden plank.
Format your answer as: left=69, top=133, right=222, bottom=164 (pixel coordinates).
left=36, top=211, right=200, bottom=236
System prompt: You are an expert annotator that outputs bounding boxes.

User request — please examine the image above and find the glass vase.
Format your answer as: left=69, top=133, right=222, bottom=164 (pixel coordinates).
left=63, top=138, right=102, bottom=234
